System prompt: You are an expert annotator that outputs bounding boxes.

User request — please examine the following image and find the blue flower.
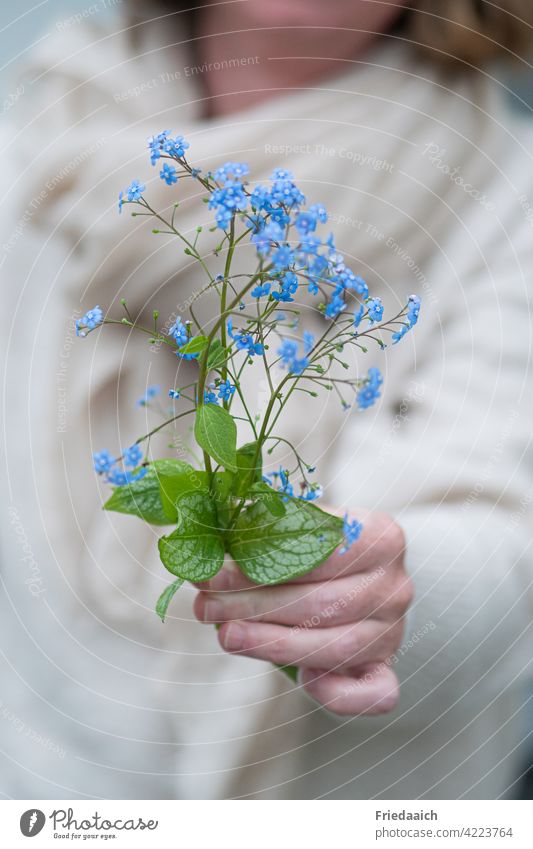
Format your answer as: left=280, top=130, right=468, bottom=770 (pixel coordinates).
left=271, top=245, right=295, bottom=271
left=353, top=304, right=365, bottom=328
left=277, top=467, right=294, bottom=498
left=406, top=294, right=421, bottom=325
left=227, top=318, right=264, bottom=357
left=278, top=338, right=298, bottom=366
left=270, top=168, right=293, bottom=180
left=367, top=297, right=384, bottom=323
left=330, top=264, right=368, bottom=298
left=208, top=179, right=248, bottom=229
left=356, top=367, right=383, bottom=410
left=160, top=163, right=178, bottom=185
left=148, top=130, right=170, bottom=164
left=264, top=466, right=295, bottom=500
left=123, top=444, right=143, bottom=468
left=168, top=316, right=188, bottom=346
left=324, top=293, right=346, bottom=319
left=214, top=162, right=249, bottom=182
left=251, top=222, right=284, bottom=256
left=125, top=179, right=145, bottom=201
left=298, top=484, right=323, bottom=502
left=298, top=234, right=322, bottom=257
left=278, top=338, right=309, bottom=374
left=168, top=389, right=180, bottom=399
left=295, top=211, right=317, bottom=235
left=309, top=203, right=328, bottom=223
left=118, top=191, right=125, bottom=213
left=217, top=380, right=236, bottom=401
left=107, top=468, right=129, bottom=486
left=204, top=388, right=218, bottom=404
left=251, top=281, right=271, bottom=299
left=368, top=366, right=383, bottom=386
left=339, top=514, right=363, bottom=554
left=269, top=170, right=305, bottom=208
left=272, top=271, right=298, bottom=302
left=137, top=385, right=161, bottom=407
left=93, top=449, right=115, bottom=474
left=148, top=131, right=189, bottom=164
left=76, top=306, right=103, bottom=337
left=107, top=467, right=148, bottom=486
left=294, top=204, right=327, bottom=235
left=392, top=295, right=421, bottom=343
left=303, top=330, right=314, bottom=353
left=164, top=134, right=189, bottom=158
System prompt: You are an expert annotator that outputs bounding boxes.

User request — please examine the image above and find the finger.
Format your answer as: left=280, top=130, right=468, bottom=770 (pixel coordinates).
left=300, top=663, right=400, bottom=716
left=195, top=572, right=395, bottom=626
left=192, top=559, right=257, bottom=592
left=217, top=619, right=402, bottom=671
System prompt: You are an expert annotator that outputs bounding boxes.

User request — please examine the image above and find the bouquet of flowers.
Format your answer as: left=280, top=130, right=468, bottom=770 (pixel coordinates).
left=78, top=131, right=420, bottom=673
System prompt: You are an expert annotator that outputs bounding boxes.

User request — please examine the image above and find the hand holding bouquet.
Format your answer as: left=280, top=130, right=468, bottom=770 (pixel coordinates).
left=78, top=132, right=420, bottom=693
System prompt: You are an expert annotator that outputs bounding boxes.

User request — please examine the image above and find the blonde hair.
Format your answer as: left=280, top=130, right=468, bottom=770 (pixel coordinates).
left=407, top=0, right=533, bottom=65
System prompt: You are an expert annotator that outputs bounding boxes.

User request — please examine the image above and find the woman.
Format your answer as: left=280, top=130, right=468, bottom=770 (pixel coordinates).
left=1, top=0, right=532, bottom=799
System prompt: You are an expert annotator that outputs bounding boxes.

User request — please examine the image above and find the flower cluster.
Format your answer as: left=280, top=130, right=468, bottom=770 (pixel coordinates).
left=356, top=367, right=383, bottom=411
left=79, top=130, right=421, bottom=615
left=137, top=385, right=160, bottom=407
left=339, top=515, right=363, bottom=554
left=263, top=467, right=323, bottom=504
left=202, top=379, right=236, bottom=405
left=76, top=306, right=103, bottom=337
left=93, top=444, right=146, bottom=486
left=148, top=130, right=189, bottom=165
left=278, top=332, right=314, bottom=375
left=227, top=318, right=264, bottom=357
left=392, top=295, right=421, bottom=343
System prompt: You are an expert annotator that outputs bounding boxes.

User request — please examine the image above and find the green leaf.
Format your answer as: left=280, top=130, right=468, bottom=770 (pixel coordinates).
left=103, top=459, right=192, bottom=525
left=159, top=470, right=234, bottom=522
left=232, top=442, right=263, bottom=498
left=277, top=664, right=299, bottom=682
left=155, top=578, right=184, bottom=622
left=228, top=498, right=344, bottom=585
left=194, top=404, right=237, bottom=472
left=249, top=482, right=286, bottom=518
left=207, top=340, right=230, bottom=372
left=158, top=470, right=209, bottom=521
left=179, top=335, right=208, bottom=355
left=212, top=471, right=234, bottom=503
left=158, top=490, right=225, bottom=581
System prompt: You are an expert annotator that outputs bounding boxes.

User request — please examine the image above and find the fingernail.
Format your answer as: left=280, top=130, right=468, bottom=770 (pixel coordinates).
left=203, top=600, right=224, bottom=622
left=222, top=623, right=245, bottom=652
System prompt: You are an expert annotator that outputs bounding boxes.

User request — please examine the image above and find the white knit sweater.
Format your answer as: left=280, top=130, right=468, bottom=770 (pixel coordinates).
left=0, top=14, right=532, bottom=799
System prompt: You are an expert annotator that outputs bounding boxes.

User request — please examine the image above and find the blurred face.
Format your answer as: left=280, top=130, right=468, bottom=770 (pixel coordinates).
left=231, top=0, right=406, bottom=30
left=195, top=0, right=409, bottom=115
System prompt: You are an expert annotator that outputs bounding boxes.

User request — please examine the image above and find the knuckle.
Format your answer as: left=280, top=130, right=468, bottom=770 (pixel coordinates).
left=335, top=628, right=362, bottom=664
left=383, top=519, right=406, bottom=559
left=267, top=635, right=291, bottom=664
left=374, top=677, right=400, bottom=714
left=389, top=575, right=415, bottom=615
left=388, top=621, right=405, bottom=653
left=374, top=513, right=405, bottom=563
left=310, top=585, right=341, bottom=623
left=400, top=575, right=415, bottom=609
